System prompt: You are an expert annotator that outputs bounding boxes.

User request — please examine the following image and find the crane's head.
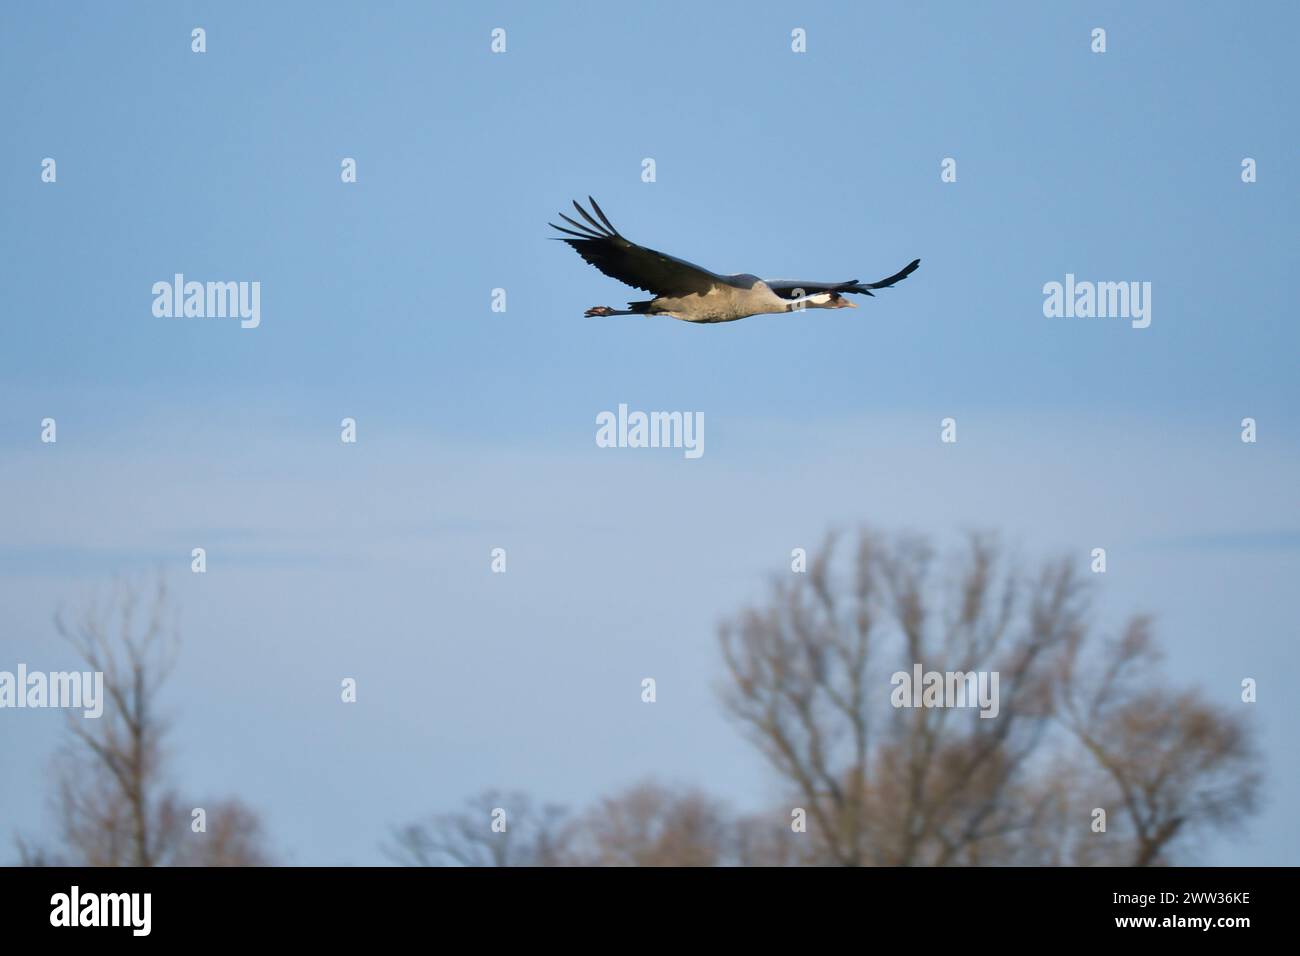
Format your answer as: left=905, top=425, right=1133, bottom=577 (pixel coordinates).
left=805, top=292, right=856, bottom=309
left=783, top=290, right=858, bottom=312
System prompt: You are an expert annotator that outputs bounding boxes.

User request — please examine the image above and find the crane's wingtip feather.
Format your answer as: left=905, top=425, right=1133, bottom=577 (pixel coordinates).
left=588, top=196, right=617, bottom=233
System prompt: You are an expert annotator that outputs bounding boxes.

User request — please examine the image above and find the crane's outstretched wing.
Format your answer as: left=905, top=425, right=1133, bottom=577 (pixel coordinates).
left=765, top=258, right=921, bottom=299
left=550, top=198, right=732, bottom=297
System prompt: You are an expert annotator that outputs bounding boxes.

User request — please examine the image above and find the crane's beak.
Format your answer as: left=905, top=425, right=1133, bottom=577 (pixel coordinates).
left=845, top=299, right=858, bottom=308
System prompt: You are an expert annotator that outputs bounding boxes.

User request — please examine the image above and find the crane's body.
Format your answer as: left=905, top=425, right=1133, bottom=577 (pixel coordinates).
left=551, top=198, right=919, bottom=324
left=632, top=277, right=835, bottom=324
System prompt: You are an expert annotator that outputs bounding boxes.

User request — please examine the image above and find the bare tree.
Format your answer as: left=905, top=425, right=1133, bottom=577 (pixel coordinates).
left=386, top=790, right=572, bottom=866
left=392, top=782, right=784, bottom=867
left=1056, top=618, right=1260, bottom=866
left=566, top=783, right=732, bottom=866
left=47, top=578, right=179, bottom=866
left=170, top=798, right=274, bottom=867
left=17, top=577, right=272, bottom=866
left=387, top=529, right=1260, bottom=867
left=717, top=529, right=1260, bottom=866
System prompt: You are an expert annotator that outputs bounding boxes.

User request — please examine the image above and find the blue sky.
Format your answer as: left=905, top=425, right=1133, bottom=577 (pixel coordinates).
left=1, top=1, right=1296, bottom=864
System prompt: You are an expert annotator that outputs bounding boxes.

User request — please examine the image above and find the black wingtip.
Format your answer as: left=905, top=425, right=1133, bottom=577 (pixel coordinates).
left=571, top=199, right=613, bottom=237
left=587, top=196, right=621, bottom=237
left=549, top=220, right=600, bottom=240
